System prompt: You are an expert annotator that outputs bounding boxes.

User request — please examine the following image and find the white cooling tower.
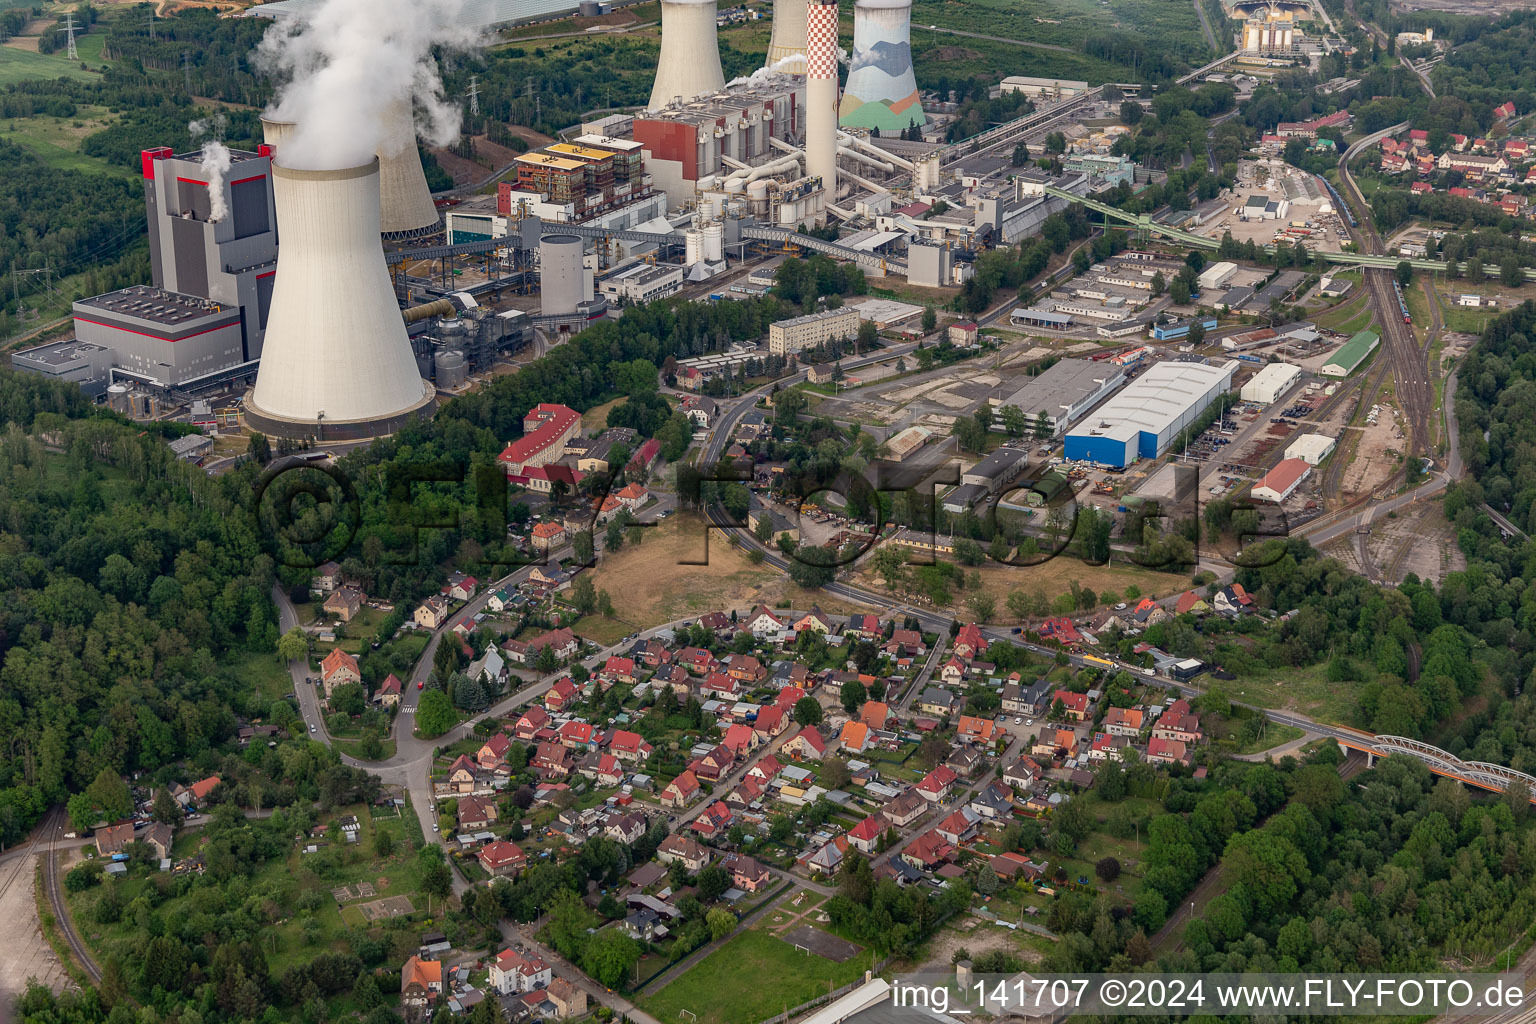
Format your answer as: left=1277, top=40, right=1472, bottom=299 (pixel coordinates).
left=841, top=0, right=925, bottom=132
left=246, top=159, right=434, bottom=440
left=766, top=0, right=808, bottom=73
left=805, top=0, right=839, bottom=205
left=649, top=0, right=727, bottom=111
left=377, top=100, right=441, bottom=239
left=261, top=107, right=438, bottom=239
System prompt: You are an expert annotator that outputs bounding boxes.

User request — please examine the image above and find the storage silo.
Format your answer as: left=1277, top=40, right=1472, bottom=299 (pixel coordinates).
left=435, top=349, right=468, bottom=389
left=703, top=220, right=724, bottom=262
left=107, top=383, right=131, bottom=415
left=540, top=234, right=587, bottom=316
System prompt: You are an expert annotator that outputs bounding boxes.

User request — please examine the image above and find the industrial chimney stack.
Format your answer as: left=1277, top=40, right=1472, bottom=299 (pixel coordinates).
left=765, top=0, right=808, bottom=73
left=245, top=159, right=434, bottom=440
left=805, top=0, right=839, bottom=207
left=648, top=0, right=727, bottom=111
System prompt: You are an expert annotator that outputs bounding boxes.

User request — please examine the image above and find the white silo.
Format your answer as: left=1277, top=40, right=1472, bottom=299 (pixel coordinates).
left=766, top=0, right=808, bottom=73
left=246, top=158, right=434, bottom=439
left=703, top=220, right=724, bottom=262
left=805, top=0, right=840, bottom=204
left=540, top=234, right=588, bottom=316
left=377, top=100, right=441, bottom=239
left=648, top=0, right=727, bottom=111
left=685, top=227, right=705, bottom=265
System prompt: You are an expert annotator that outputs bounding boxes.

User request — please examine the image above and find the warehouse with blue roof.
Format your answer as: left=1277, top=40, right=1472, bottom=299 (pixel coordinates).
left=1063, top=359, right=1237, bottom=468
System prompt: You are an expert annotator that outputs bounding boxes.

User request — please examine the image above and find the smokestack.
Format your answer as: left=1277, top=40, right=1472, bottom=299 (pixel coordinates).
left=377, top=99, right=441, bottom=239
left=649, top=0, right=726, bottom=111
left=766, top=0, right=808, bottom=73
left=805, top=0, right=839, bottom=207
left=841, top=0, right=925, bottom=133
left=246, top=158, right=434, bottom=439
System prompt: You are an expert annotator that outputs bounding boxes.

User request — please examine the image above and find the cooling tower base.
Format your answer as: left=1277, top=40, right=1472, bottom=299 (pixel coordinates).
left=242, top=386, right=437, bottom=441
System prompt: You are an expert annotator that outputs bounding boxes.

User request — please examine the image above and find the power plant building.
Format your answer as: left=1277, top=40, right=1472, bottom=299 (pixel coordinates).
left=73, top=288, right=247, bottom=389
left=993, top=358, right=1127, bottom=436
left=768, top=306, right=860, bottom=355
left=1064, top=359, right=1237, bottom=468
left=840, top=0, right=926, bottom=132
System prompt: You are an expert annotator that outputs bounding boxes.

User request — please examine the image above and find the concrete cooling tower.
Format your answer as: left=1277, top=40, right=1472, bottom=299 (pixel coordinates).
left=805, top=0, right=839, bottom=203
left=840, top=0, right=926, bottom=132
left=648, top=0, right=727, bottom=110
left=245, top=159, right=435, bottom=440
left=377, top=100, right=442, bottom=239
left=261, top=108, right=439, bottom=240
left=765, top=0, right=808, bottom=73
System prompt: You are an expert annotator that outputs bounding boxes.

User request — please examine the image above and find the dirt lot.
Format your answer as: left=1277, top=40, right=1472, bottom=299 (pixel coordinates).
left=1324, top=502, right=1465, bottom=584
left=1338, top=406, right=1405, bottom=499
left=0, top=850, right=74, bottom=1024
left=913, top=916, right=1046, bottom=971
left=584, top=514, right=877, bottom=626
left=429, top=136, right=537, bottom=189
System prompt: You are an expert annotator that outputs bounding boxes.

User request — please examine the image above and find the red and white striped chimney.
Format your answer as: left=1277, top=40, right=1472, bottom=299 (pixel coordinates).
left=805, top=0, right=839, bottom=209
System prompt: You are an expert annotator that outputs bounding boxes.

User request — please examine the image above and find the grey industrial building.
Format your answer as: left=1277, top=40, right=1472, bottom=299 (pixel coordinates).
left=72, top=288, right=247, bottom=388
left=993, top=358, right=1127, bottom=435
left=9, top=340, right=115, bottom=397
left=943, top=446, right=1031, bottom=513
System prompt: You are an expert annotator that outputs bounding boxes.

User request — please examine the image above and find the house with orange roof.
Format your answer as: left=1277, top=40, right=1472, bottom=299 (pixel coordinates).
left=860, top=701, right=890, bottom=731
left=531, top=521, right=567, bottom=552
left=319, top=648, right=361, bottom=697
left=955, top=715, right=996, bottom=744
left=400, top=956, right=443, bottom=1008
left=661, top=770, right=701, bottom=808
left=616, top=482, right=649, bottom=509
left=1104, top=707, right=1144, bottom=738
left=839, top=721, right=871, bottom=754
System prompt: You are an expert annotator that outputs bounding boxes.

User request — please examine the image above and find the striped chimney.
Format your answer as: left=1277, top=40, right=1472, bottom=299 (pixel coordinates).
left=805, top=0, right=839, bottom=208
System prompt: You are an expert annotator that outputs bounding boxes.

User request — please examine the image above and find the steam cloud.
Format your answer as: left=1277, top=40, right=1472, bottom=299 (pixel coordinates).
left=189, top=116, right=232, bottom=223
left=726, top=53, right=806, bottom=88
left=256, top=0, right=482, bottom=171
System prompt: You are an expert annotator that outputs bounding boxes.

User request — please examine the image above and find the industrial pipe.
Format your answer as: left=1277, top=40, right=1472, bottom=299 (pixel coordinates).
left=839, top=130, right=915, bottom=171
left=402, top=298, right=456, bottom=324
left=726, top=154, right=804, bottom=183
left=837, top=144, right=895, bottom=173
left=825, top=202, right=856, bottom=221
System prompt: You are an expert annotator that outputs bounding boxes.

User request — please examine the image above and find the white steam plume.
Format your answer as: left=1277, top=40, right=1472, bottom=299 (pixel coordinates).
left=189, top=115, right=232, bottom=223
left=725, top=53, right=805, bottom=88
left=256, top=0, right=483, bottom=172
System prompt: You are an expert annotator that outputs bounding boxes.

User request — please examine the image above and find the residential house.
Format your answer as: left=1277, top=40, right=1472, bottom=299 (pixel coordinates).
left=94, top=822, right=135, bottom=856
left=401, top=956, right=444, bottom=1008
left=915, top=765, right=959, bottom=802
left=690, top=801, right=734, bottom=838
left=839, top=721, right=872, bottom=755
left=697, top=611, right=732, bottom=634
left=701, top=672, right=739, bottom=700
left=1002, top=678, right=1052, bottom=716
left=747, top=756, right=784, bottom=784
left=616, top=482, right=649, bottom=510
left=724, top=853, right=772, bottom=892
left=457, top=795, right=498, bottom=831
left=1034, top=728, right=1079, bottom=760
left=581, top=754, right=625, bottom=787
left=1147, top=736, right=1189, bottom=765
left=1131, top=597, right=1170, bottom=627
left=323, top=586, right=364, bottom=622
left=956, top=715, right=996, bottom=744
left=311, top=561, right=343, bottom=593
left=860, top=701, right=890, bottom=731
left=781, top=727, right=827, bottom=761
left=489, top=949, right=552, bottom=994
left=660, top=770, right=701, bottom=808
left=143, top=822, right=174, bottom=860
left=478, top=733, right=513, bottom=770
left=721, top=723, right=759, bottom=758
left=477, top=840, right=527, bottom=877
left=1003, top=755, right=1042, bottom=790
left=946, top=745, right=984, bottom=776
left=444, top=572, right=479, bottom=603
left=605, top=812, right=647, bottom=845
left=689, top=744, right=734, bottom=781
left=902, top=830, right=956, bottom=870
left=415, top=595, right=449, bottom=630
left=446, top=755, right=480, bottom=793
left=375, top=674, right=403, bottom=708
left=753, top=706, right=787, bottom=737
left=514, top=706, right=551, bottom=741
left=532, top=743, right=572, bottom=777
left=805, top=835, right=848, bottom=875
left=558, top=720, right=595, bottom=749
left=1104, top=707, right=1144, bottom=738
left=918, top=687, right=958, bottom=716
left=848, top=813, right=889, bottom=854
left=794, top=607, right=835, bottom=633
left=970, top=781, right=1014, bottom=821
left=657, top=835, right=711, bottom=871
left=531, top=521, right=568, bottom=552
left=1052, top=690, right=1090, bottom=722
left=1088, top=732, right=1128, bottom=762
left=887, top=628, right=925, bottom=655
left=602, top=656, right=637, bottom=684
left=934, top=807, right=981, bottom=845
left=546, top=978, right=587, bottom=1019
left=486, top=588, right=516, bottom=613
left=723, top=654, right=767, bottom=686
left=939, top=658, right=966, bottom=687
left=319, top=648, right=362, bottom=698
left=953, top=623, right=988, bottom=659
left=544, top=678, right=579, bottom=712
left=743, top=606, right=786, bottom=636
left=1153, top=700, right=1203, bottom=743
left=1213, top=584, right=1254, bottom=615
left=676, top=647, right=717, bottom=675
left=1174, top=590, right=1209, bottom=616
left=885, top=789, right=928, bottom=827
left=609, top=729, right=653, bottom=763
left=846, top=614, right=883, bottom=639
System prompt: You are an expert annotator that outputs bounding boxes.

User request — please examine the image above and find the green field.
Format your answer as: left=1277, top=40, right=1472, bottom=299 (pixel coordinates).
left=640, top=925, right=876, bottom=1024
left=222, top=648, right=299, bottom=707
left=0, top=105, right=131, bottom=175
left=0, top=44, right=102, bottom=85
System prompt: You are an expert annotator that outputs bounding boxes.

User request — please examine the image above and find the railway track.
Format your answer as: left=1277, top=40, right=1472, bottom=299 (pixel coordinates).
left=40, top=814, right=101, bottom=986
left=0, top=805, right=59, bottom=906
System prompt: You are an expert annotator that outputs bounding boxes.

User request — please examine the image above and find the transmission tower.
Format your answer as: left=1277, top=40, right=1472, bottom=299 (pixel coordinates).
left=146, top=6, right=155, bottom=40
left=64, top=12, right=78, bottom=61
left=181, top=51, right=193, bottom=94
left=468, top=75, right=480, bottom=116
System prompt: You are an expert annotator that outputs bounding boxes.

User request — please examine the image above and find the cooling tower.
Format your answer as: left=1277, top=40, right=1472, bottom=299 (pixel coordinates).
left=840, top=0, right=926, bottom=132
left=261, top=108, right=438, bottom=239
left=245, top=159, right=435, bottom=440
left=766, top=0, right=808, bottom=73
left=648, top=0, right=727, bottom=111
left=377, top=100, right=441, bottom=239
left=805, top=0, right=839, bottom=204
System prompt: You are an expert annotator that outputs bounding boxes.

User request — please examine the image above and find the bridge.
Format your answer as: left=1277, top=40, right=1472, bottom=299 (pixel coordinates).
left=1039, top=184, right=1536, bottom=278
left=742, top=225, right=905, bottom=272
left=1330, top=731, right=1536, bottom=800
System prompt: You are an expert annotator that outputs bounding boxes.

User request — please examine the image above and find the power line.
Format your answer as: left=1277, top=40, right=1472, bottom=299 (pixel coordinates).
left=64, top=12, right=78, bottom=61
left=468, top=74, right=480, bottom=116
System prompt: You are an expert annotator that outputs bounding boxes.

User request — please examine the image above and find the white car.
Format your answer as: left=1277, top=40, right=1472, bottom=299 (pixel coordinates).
left=309, top=724, right=316, bottom=733
left=1025, top=719, right=1035, bottom=726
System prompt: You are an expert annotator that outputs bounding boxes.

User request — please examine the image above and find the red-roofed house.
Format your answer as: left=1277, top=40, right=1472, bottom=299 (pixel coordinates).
left=1495, top=101, right=1517, bottom=120
left=1104, top=707, right=1144, bottom=738
left=1038, top=617, right=1082, bottom=644
left=1052, top=690, right=1090, bottom=721
left=701, top=672, right=739, bottom=699
left=478, top=840, right=527, bottom=877
left=848, top=813, right=888, bottom=854
left=1147, top=736, right=1190, bottom=765
left=608, top=729, right=653, bottom=762
left=902, top=830, right=956, bottom=870
left=743, top=605, right=786, bottom=636
left=935, top=807, right=980, bottom=845
left=748, top=756, right=784, bottom=783
left=375, top=673, right=403, bottom=707
left=915, top=765, right=959, bottom=802
left=514, top=706, right=550, bottom=741
left=558, top=720, right=595, bottom=749
left=478, top=733, right=513, bottom=770
left=661, top=770, right=701, bottom=808
left=602, top=656, right=636, bottom=683
left=753, top=705, right=787, bottom=737
left=319, top=648, right=361, bottom=697
left=1175, top=590, right=1210, bottom=616
left=722, top=723, right=759, bottom=757
left=677, top=647, right=716, bottom=675
left=582, top=754, right=625, bottom=787
left=446, top=755, right=479, bottom=793
left=782, top=727, right=827, bottom=761
left=953, top=623, right=987, bottom=658
left=691, top=800, right=734, bottom=838
left=628, top=438, right=662, bottom=475
left=956, top=715, right=996, bottom=744
left=498, top=404, right=581, bottom=478
left=689, top=744, right=734, bottom=780
left=545, top=677, right=579, bottom=712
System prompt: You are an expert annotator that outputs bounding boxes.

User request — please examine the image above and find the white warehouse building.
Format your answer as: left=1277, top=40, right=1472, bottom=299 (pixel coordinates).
left=1197, top=261, right=1237, bottom=292
left=1285, top=433, right=1337, bottom=465
left=1063, top=359, right=1237, bottom=469
left=1240, top=362, right=1302, bottom=405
